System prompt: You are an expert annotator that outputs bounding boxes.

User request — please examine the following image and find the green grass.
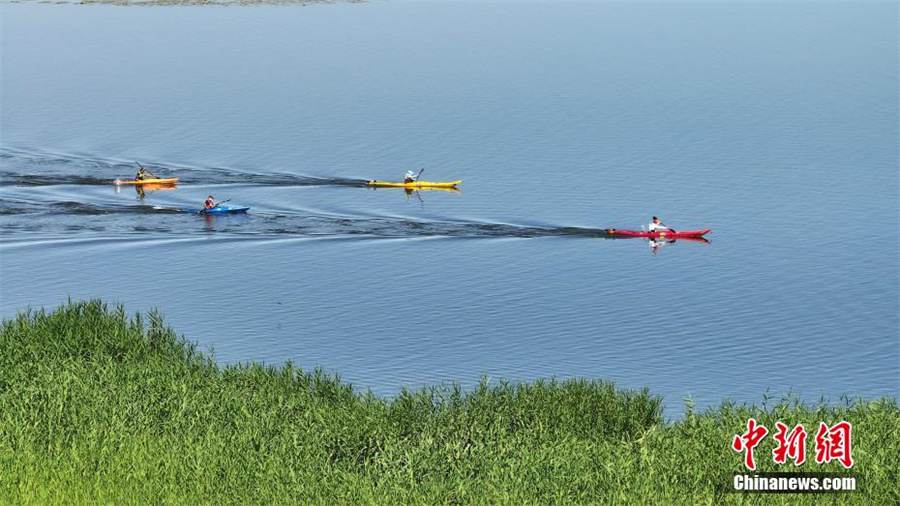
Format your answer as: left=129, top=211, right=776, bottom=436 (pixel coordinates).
left=1, top=300, right=897, bottom=504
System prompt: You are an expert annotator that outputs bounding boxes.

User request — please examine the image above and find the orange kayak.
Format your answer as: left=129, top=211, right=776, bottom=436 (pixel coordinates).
left=113, top=178, right=179, bottom=185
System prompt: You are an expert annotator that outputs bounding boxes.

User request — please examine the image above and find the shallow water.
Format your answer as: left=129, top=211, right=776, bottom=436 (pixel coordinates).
left=1, top=2, right=897, bottom=417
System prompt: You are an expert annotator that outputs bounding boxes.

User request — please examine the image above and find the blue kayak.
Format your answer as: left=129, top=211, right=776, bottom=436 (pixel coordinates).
left=193, top=206, right=250, bottom=214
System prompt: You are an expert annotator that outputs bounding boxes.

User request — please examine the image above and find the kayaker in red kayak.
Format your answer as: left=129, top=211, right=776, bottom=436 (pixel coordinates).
left=649, top=217, right=676, bottom=233
left=649, top=237, right=661, bottom=255
left=204, top=195, right=216, bottom=210
left=649, top=236, right=678, bottom=255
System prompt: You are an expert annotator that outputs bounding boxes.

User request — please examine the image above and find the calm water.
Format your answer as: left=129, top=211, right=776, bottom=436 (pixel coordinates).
left=1, top=2, right=897, bottom=417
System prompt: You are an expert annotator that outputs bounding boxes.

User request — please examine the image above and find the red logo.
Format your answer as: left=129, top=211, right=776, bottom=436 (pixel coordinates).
left=732, top=419, right=854, bottom=469
left=732, top=418, right=769, bottom=470
left=772, top=422, right=807, bottom=466
left=815, top=421, right=854, bottom=469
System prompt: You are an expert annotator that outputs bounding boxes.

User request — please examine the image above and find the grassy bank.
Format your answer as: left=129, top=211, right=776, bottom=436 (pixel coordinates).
left=1, top=300, right=897, bottom=504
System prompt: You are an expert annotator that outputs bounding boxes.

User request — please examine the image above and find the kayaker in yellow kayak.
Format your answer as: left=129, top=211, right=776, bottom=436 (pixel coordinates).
left=404, top=170, right=420, bottom=184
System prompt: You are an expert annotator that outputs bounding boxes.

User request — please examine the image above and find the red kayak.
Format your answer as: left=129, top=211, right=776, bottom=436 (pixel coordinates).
left=606, top=228, right=711, bottom=239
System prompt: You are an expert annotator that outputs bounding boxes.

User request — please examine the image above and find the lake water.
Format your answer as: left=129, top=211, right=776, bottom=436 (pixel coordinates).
left=1, top=1, right=897, bottom=417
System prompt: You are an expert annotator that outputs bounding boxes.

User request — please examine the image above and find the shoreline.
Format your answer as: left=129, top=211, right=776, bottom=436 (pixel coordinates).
left=2, top=300, right=897, bottom=504
left=3, top=0, right=364, bottom=5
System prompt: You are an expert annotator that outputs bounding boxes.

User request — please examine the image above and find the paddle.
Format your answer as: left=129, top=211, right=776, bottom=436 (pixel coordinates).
left=134, top=161, right=158, bottom=180
left=405, top=168, right=424, bottom=183
left=200, top=199, right=231, bottom=214
left=655, top=221, right=676, bottom=234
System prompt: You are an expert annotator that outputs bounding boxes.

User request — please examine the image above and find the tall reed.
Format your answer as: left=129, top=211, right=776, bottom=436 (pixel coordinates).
left=1, top=300, right=897, bottom=504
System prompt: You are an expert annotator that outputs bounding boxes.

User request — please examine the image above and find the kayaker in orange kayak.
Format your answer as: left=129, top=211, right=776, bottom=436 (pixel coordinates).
left=649, top=217, right=676, bottom=233
left=134, top=162, right=158, bottom=181
left=204, top=195, right=216, bottom=210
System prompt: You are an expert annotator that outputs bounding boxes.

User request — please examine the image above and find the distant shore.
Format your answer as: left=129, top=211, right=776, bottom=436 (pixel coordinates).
left=4, top=0, right=362, bottom=6
left=1, top=300, right=897, bottom=504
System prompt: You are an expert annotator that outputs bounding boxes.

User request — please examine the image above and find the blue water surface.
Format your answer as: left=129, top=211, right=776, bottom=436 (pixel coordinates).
left=1, top=1, right=897, bottom=417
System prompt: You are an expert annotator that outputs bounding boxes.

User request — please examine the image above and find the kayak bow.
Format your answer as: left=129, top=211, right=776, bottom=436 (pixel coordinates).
left=366, top=180, right=461, bottom=189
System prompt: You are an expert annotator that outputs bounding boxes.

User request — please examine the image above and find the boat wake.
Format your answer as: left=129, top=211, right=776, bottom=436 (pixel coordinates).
left=1, top=148, right=710, bottom=245
left=0, top=195, right=613, bottom=239
left=0, top=148, right=366, bottom=187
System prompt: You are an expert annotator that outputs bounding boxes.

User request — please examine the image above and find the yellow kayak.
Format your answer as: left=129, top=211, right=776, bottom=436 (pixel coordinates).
left=113, top=178, right=179, bottom=185
left=366, top=180, right=461, bottom=188
left=133, top=183, right=177, bottom=192
left=407, top=186, right=461, bottom=194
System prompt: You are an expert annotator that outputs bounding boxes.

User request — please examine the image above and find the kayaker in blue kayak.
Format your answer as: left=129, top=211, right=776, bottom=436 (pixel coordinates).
left=197, top=196, right=242, bottom=214
left=649, top=217, right=676, bottom=233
